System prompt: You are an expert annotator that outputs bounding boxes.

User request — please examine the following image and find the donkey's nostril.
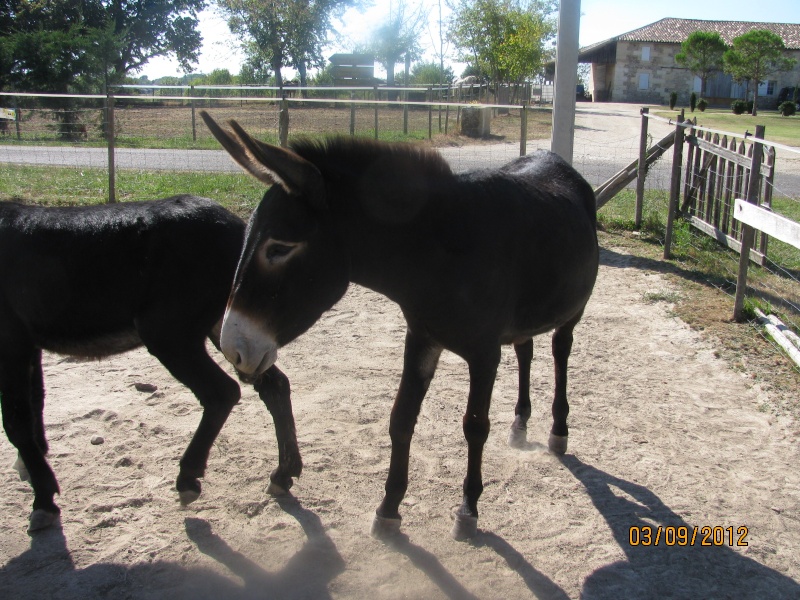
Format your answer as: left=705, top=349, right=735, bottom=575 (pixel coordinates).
left=235, top=352, right=242, bottom=366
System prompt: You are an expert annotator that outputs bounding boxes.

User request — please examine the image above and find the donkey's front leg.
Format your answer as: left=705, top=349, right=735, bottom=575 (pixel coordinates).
left=253, top=365, right=302, bottom=495
left=1, top=351, right=61, bottom=532
left=144, top=337, right=241, bottom=505
left=452, top=348, right=500, bottom=540
left=372, top=329, right=442, bottom=539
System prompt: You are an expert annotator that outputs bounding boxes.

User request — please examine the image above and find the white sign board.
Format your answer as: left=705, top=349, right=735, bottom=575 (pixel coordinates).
left=0, top=107, right=15, bottom=120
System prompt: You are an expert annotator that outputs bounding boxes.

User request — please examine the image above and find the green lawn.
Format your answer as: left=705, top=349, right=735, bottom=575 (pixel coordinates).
left=0, top=165, right=264, bottom=219
left=652, top=106, right=800, bottom=147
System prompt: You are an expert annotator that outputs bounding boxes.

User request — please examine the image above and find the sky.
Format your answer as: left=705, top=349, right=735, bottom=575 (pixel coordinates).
left=138, top=0, right=800, bottom=81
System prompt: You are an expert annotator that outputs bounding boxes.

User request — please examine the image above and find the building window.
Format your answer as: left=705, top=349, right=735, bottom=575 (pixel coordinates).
left=641, top=46, right=651, bottom=62
left=638, top=73, right=650, bottom=90
left=758, top=80, right=777, bottom=96
left=693, top=76, right=702, bottom=94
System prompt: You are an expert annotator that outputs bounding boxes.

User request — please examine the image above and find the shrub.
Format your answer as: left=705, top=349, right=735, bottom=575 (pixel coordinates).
left=669, top=91, right=678, bottom=110
left=697, top=98, right=708, bottom=112
left=778, top=101, right=797, bottom=116
left=690, top=91, right=697, bottom=112
left=731, top=99, right=747, bottom=114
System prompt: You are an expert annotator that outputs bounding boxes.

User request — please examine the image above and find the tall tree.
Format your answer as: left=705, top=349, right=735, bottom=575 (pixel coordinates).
left=217, top=0, right=360, bottom=90
left=723, top=29, right=796, bottom=116
left=0, top=0, right=205, bottom=92
left=674, top=31, right=727, bottom=98
left=447, top=0, right=555, bottom=93
left=362, top=1, right=424, bottom=88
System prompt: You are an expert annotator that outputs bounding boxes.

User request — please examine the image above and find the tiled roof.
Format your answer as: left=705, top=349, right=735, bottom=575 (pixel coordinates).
left=582, top=18, right=800, bottom=51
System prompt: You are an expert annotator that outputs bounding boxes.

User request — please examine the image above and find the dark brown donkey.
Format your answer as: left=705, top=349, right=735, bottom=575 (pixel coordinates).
left=203, top=111, right=599, bottom=540
left=0, top=196, right=301, bottom=532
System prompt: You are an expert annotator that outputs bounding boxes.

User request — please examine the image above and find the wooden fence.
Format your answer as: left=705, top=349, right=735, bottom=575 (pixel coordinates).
left=600, top=110, right=783, bottom=265
left=680, top=125, right=775, bottom=266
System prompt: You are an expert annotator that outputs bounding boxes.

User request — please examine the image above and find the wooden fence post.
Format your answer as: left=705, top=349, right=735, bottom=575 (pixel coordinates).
left=349, top=92, right=355, bottom=136
left=519, top=102, right=528, bottom=156
left=733, top=124, right=766, bottom=322
left=663, top=109, right=685, bottom=259
left=635, top=107, right=649, bottom=229
left=279, top=96, right=289, bottom=147
left=190, top=85, right=196, bottom=142
left=374, top=86, right=379, bottom=140
left=403, top=87, right=409, bottom=135
left=106, top=92, right=116, bottom=203
left=428, top=86, right=433, bottom=139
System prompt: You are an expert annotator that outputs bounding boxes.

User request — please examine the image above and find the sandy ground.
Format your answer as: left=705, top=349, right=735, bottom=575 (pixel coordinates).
left=1, top=242, right=799, bottom=599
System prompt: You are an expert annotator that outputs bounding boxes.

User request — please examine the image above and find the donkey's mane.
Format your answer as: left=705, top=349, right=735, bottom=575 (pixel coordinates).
left=289, top=136, right=453, bottom=183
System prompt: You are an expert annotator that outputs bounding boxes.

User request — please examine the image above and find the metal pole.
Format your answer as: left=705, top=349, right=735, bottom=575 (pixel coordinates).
left=635, top=107, right=650, bottom=229
left=551, top=0, right=581, bottom=164
left=733, top=124, right=766, bottom=321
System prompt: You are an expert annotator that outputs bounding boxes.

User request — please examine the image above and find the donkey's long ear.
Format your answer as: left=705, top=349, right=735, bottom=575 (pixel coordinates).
left=200, top=111, right=325, bottom=203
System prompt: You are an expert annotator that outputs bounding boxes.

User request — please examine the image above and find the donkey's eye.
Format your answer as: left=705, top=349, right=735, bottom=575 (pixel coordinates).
left=265, top=242, right=297, bottom=264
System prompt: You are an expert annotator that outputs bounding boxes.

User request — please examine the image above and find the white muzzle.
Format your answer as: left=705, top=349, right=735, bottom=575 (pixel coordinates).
left=220, top=308, right=279, bottom=377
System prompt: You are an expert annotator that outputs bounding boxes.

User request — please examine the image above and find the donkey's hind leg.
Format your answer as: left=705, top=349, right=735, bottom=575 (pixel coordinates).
left=253, top=365, right=302, bottom=495
left=142, top=336, right=240, bottom=505
left=1, top=351, right=61, bottom=531
left=508, top=339, right=533, bottom=448
left=549, top=310, right=584, bottom=455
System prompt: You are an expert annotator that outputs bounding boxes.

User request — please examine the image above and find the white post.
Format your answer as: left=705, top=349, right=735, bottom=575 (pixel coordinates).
left=551, top=0, right=581, bottom=164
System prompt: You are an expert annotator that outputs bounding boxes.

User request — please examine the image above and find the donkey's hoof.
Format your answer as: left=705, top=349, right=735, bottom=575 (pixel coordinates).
left=179, top=489, right=201, bottom=506
left=548, top=434, right=568, bottom=455
left=508, top=426, right=527, bottom=448
left=266, top=481, right=290, bottom=496
left=371, top=514, right=402, bottom=539
left=13, top=455, right=30, bottom=482
left=450, top=511, right=478, bottom=541
left=28, top=509, right=58, bottom=532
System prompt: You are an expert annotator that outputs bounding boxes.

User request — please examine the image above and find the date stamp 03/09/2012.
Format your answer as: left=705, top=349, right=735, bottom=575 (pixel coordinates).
left=629, top=526, right=749, bottom=547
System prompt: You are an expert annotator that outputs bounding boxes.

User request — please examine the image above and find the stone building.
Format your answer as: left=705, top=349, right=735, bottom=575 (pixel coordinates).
left=579, top=18, right=800, bottom=107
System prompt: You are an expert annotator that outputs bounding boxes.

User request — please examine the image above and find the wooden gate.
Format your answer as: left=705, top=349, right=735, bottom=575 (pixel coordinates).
left=679, top=126, right=776, bottom=265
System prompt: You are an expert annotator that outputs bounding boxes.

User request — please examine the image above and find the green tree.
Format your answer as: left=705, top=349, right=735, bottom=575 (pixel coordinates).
left=410, top=61, right=455, bottom=85
left=218, top=0, right=360, bottom=91
left=674, top=30, right=727, bottom=98
left=723, top=29, right=796, bottom=116
left=0, top=0, right=204, bottom=92
left=448, top=0, right=555, bottom=95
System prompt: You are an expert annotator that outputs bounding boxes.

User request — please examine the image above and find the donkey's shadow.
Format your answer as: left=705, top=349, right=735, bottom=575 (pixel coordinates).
left=0, top=499, right=344, bottom=600
left=560, top=456, right=800, bottom=599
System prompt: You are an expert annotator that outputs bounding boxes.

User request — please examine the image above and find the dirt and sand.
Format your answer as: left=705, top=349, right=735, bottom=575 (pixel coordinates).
left=2, top=104, right=799, bottom=599
left=1, top=243, right=799, bottom=599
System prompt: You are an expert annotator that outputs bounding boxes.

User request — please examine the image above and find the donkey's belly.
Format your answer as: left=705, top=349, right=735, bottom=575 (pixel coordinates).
left=40, top=329, right=143, bottom=359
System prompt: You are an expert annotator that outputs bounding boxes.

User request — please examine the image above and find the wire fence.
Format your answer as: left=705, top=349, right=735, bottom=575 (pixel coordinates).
left=0, top=89, right=552, bottom=208
left=1, top=90, right=798, bottom=353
